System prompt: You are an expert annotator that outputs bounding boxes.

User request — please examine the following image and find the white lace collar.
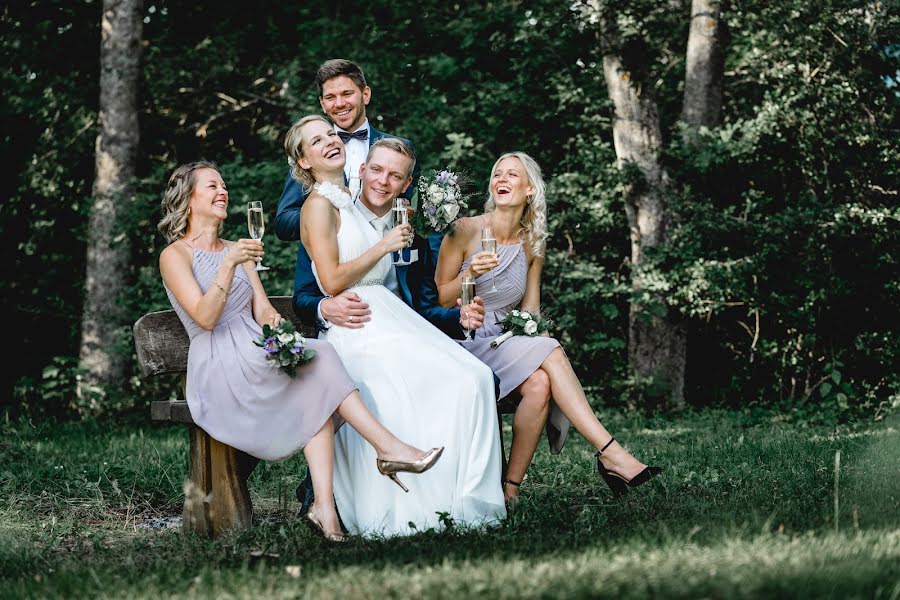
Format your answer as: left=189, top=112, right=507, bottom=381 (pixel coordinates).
left=314, top=182, right=352, bottom=209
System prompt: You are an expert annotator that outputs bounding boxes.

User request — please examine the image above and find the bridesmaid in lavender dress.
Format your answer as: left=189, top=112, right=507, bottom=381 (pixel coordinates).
left=436, top=151, right=662, bottom=503
left=157, top=161, right=442, bottom=542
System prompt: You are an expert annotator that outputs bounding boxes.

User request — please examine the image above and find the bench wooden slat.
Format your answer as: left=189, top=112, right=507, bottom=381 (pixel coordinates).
left=151, top=400, right=194, bottom=424
left=133, top=295, right=315, bottom=378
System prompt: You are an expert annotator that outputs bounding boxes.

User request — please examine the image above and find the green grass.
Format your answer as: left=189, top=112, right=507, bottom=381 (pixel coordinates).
left=2, top=410, right=899, bottom=599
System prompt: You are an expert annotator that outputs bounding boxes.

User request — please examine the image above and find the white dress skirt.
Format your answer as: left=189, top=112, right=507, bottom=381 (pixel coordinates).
left=311, top=183, right=506, bottom=537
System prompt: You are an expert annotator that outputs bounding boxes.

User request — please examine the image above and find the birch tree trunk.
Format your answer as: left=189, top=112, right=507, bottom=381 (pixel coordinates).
left=78, top=0, right=143, bottom=405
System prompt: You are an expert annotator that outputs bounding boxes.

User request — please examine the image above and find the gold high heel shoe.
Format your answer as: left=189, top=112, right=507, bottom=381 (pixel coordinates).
left=305, top=504, right=348, bottom=543
left=376, top=447, right=444, bottom=492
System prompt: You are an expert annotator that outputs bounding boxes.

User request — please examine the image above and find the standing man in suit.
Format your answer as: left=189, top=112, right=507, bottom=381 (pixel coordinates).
left=275, top=58, right=421, bottom=332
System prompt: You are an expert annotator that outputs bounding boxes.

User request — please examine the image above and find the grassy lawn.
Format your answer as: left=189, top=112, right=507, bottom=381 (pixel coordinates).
left=1, top=409, right=898, bottom=599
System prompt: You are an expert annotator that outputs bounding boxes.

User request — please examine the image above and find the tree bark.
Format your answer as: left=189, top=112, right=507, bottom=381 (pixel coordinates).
left=601, top=52, right=687, bottom=408
left=682, top=0, right=727, bottom=128
left=78, top=0, right=143, bottom=405
left=582, top=0, right=687, bottom=407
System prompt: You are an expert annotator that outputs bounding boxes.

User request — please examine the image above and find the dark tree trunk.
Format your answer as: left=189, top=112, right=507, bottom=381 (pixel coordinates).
left=78, top=0, right=143, bottom=405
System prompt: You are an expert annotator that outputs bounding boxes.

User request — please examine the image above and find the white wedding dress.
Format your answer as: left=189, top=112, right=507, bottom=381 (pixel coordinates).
left=310, top=183, right=506, bottom=537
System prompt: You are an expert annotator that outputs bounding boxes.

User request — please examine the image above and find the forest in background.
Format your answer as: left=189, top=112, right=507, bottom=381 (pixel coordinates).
left=3, top=0, right=898, bottom=420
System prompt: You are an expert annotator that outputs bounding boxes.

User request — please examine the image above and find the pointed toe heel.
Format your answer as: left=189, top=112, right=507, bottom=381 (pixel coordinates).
left=305, top=505, right=348, bottom=543
left=376, top=447, right=444, bottom=493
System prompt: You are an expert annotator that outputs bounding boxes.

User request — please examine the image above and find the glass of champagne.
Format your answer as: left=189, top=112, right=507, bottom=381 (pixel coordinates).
left=247, top=201, right=269, bottom=271
left=461, top=275, right=476, bottom=338
left=348, top=175, right=361, bottom=200
left=481, top=226, right=498, bottom=293
left=391, top=198, right=410, bottom=266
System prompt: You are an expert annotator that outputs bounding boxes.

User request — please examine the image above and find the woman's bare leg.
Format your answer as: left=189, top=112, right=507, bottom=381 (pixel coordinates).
left=541, top=348, right=648, bottom=479
left=504, top=370, right=551, bottom=501
left=336, top=390, right=426, bottom=463
left=303, top=418, right=341, bottom=534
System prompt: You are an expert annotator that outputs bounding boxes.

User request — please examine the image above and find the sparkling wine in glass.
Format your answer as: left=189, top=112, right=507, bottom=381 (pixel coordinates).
left=391, top=198, right=410, bottom=266
left=481, top=226, right=498, bottom=293
left=247, top=201, right=269, bottom=271
left=461, top=275, right=476, bottom=338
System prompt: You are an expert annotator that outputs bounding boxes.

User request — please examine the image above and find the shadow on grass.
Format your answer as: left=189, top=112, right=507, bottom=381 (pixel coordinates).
left=2, top=411, right=898, bottom=597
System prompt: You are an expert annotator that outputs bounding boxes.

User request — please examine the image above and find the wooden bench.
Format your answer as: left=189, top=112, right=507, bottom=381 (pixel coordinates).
left=133, top=295, right=314, bottom=537
left=135, top=295, right=513, bottom=537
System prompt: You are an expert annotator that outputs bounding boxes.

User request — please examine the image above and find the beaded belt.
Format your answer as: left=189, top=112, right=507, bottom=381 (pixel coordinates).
left=352, top=278, right=384, bottom=287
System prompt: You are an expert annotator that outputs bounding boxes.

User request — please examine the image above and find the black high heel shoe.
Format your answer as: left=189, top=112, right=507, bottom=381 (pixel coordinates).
left=595, top=437, right=662, bottom=497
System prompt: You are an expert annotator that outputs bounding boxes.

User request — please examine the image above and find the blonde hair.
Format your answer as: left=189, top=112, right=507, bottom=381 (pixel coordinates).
left=366, top=138, right=416, bottom=178
left=157, top=160, right=219, bottom=243
left=485, top=152, right=547, bottom=258
left=284, top=114, right=332, bottom=187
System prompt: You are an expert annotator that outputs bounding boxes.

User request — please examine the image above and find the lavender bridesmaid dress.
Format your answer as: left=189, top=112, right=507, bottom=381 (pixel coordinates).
left=164, top=246, right=356, bottom=461
left=457, top=242, right=571, bottom=453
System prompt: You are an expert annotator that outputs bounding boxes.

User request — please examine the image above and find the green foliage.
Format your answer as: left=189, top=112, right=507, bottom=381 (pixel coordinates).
left=3, top=1, right=898, bottom=418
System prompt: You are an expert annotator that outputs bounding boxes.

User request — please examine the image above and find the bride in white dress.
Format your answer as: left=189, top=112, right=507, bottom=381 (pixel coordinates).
left=285, top=115, right=505, bottom=536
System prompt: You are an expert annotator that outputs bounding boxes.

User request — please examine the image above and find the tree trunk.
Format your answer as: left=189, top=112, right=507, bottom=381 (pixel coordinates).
left=578, top=0, right=689, bottom=407
left=682, top=0, right=728, bottom=128
left=78, top=0, right=143, bottom=406
left=601, top=53, right=687, bottom=408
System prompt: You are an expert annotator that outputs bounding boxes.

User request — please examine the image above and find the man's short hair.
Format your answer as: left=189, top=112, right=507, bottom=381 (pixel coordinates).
left=366, top=138, right=417, bottom=179
left=316, top=59, right=367, bottom=96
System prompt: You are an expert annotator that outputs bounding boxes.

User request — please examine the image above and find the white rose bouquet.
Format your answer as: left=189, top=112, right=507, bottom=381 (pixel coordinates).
left=413, top=169, right=469, bottom=236
left=253, top=320, right=315, bottom=377
left=490, top=310, right=554, bottom=348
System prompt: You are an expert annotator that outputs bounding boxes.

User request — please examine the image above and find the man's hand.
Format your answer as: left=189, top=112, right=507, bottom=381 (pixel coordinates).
left=458, top=296, right=485, bottom=332
left=321, top=291, right=371, bottom=329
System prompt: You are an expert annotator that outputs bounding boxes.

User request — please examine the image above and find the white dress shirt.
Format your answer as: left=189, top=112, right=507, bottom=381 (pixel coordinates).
left=334, top=119, right=369, bottom=199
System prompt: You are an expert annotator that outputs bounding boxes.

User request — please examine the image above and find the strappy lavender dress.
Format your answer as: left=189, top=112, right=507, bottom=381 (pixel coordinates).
left=457, top=242, right=571, bottom=453
left=164, top=246, right=356, bottom=461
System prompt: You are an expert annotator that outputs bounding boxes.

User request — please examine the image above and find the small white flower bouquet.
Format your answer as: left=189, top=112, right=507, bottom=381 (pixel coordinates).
left=490, top=310, right=554, bottom=348
left=253, top=320, right=315, bottom=377
left=413, top=169, right=469, bottom=236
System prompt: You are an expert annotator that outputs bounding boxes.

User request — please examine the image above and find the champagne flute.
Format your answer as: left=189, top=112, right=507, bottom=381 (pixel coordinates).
left=461, top=275, right=476, bottom=338
left=247, top=201, right=269, bottom=271
left=391, top=198, right=410, bottom=266
left=481, top=226, right=498, bottom=293
left=348, top=175, right=361, bottom=200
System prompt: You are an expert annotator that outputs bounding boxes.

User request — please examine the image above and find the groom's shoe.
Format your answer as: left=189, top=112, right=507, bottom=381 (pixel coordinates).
left=295, top=469, right=315, bottom=516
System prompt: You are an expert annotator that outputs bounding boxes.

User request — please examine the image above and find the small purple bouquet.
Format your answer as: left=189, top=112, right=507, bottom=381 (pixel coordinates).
left=253, top=320, right=315, bottom=377
left=490, top=310, right=554, bottom=348
left=413, top=168, right=470, bottom=236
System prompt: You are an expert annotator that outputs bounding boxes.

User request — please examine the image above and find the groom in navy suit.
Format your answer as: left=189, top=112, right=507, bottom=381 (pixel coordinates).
left=275, top=59, right=483, bottom=515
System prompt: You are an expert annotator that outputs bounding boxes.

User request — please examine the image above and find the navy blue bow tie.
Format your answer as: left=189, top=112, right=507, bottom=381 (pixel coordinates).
left=338, top=129, right=368, bottom=143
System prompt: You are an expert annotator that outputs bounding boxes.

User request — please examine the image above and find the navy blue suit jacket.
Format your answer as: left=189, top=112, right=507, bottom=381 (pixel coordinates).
left=274, top=127, right=464, bottom=338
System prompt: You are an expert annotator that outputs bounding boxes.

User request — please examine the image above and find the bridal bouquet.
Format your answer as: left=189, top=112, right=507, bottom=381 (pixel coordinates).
left=490, top=310, right=554, bottom=348
left=413, top=168, right=469, bottom=236
left=254, top=320, right=315, bottom=377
